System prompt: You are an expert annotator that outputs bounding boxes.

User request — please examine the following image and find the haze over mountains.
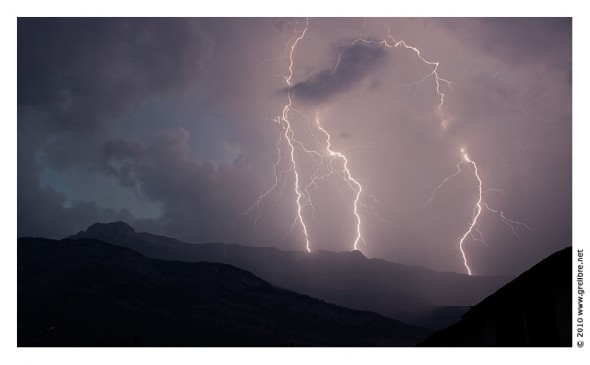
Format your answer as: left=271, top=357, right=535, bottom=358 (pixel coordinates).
left=69, top=221, right=511, bottom=328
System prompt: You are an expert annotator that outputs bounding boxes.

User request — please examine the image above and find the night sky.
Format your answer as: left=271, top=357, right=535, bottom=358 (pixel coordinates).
left=17, top=18, right=572, bottom=276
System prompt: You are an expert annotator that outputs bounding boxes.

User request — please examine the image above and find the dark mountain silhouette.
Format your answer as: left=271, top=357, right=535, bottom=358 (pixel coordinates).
left=419, top=246, right=572, bottom=346
left=69, top=221, right=511, bottom=328
left=18, top=237, right=431, bottom=347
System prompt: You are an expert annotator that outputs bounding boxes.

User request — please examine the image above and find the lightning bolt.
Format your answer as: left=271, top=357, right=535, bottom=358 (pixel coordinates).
left=332, top=29, right=453, bottom=129
left=243, top=19, right=528, bottom=272
left=315, top=115, right=365, bottom=250
left=456, top=150, right=483, bottom=276
left=239, top=20, right=311, bottom=251
left=277, top=18, right=312, bottom=252
left=242, top=19, right=380, bottom=252
left=429, top=148, right=532, bottom=275
left=241, top=19, right=318, bottom=252
left=238, top=126, right=287, bottom=229
left=350, top=23, right=531, bottom=276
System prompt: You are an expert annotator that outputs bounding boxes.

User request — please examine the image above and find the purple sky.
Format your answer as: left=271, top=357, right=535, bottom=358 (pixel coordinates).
left=18, top=18, right=571, bottom=275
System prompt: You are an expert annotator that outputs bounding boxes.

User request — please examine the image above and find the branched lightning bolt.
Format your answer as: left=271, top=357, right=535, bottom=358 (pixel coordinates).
left=384, top=30, right=453, bottom=129
left=427, top=160, right=462, bottom=206
left=481, top=202, right=533, bottom=236
left=280, top=19, right=312, bottom=252
left=243, top=19, right=460, bottom=254
left=244, top=19, right=528, bottom=271
left=241, top=19, right=385, bottom=252
left=357, top=24, right=531, bottom=276
left=238, top=124, right=287, bottom=229
left=333, top=30, right=453, bottom=129
left=315, top=115, right=366, bottom=250
left=429, top=148, right=532, bottom=275
left=239, top=20, right=312, bottom=251
left=456, top=150, right=483, bottom=276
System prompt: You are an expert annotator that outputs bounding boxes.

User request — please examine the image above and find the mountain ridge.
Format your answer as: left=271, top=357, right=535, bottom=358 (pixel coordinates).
left=18, top=236, right=431, bottom=346
left=69, top=221, right=512, bottom=328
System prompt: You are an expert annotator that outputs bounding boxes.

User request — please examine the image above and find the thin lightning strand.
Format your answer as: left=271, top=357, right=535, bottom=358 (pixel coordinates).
left=241, top=20, right=312, bottom=250
left=284, top=122, right=311, bottom=252
left=481, top=202, right=533, bottom=236
left=333, top=31, right=452, bottom=129
left=384, top=30, right=453, bottom=128
left=238, top=125, right=286, bottom=229
left=315, top=115, right=366, bottom=250
left=427, top=160, right=463, bottom=206
left=281, top=19, right=311, bottom=252
left=430, top=148, right=532, bottom=275
left=456, top=150, right=483, bottom=276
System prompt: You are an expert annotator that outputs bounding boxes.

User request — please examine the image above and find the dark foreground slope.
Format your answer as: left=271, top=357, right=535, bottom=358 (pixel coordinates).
left=420, top=246, right=571, bottom=347
left=18, top=237, right=431, bottom=347
left=70, top=222, right=510, bottom=329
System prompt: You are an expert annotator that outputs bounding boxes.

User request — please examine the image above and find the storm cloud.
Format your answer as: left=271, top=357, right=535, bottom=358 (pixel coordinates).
left=18, top=18, right=572, bottom=276
left=290, top=41, right=388, bottom=104
left=18, top=18, right=210, bottom=237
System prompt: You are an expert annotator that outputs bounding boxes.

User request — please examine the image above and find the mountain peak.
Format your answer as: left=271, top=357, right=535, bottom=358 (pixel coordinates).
left=314, top=249, right=367, bottom=260
left=350, top=249, right=367, bottom=259
left=83, top=221, right=136, bottom=236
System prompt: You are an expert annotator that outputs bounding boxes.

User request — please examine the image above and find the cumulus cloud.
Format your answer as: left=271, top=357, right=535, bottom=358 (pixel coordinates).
left=18, top=18, right=207, bottom=122
left=18, top=133, right=134, bottom=238
left=18, top=18, right=211, bottom=237
left=18, top=18, right=209, bottom=171
left=100, top=127, right=276, bottom=243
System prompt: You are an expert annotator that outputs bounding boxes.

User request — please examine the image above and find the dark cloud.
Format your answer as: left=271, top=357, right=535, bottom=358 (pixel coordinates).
left=18, top=18, right=209, bottom=170
left=18, top=18, right=207, bottom=123
left=289, top=41, right=388, bottom=104
left=18, top=132, right=134, bottom=238
left=100, top=128, right=272, bottom=243
left=18, top=18, right=211, bottom=237
left=17, top=18, right=572, bottom=276
left=101, top=139, right=145, bottom=188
